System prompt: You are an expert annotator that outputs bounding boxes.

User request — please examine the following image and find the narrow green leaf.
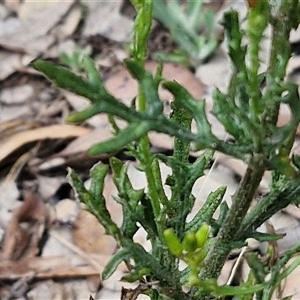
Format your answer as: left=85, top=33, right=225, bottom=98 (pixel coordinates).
left=121, top=267, right=151, bottom=283
left=67, top=105, right=100, bottom=123
left=163, top=81, right=213, bottom=137
left=33, top=60, right=98, bottom=101
left=90, top=163, right=109, bottom=203
left=187, top=186, right=226, bottom=232
left=247, top=231, right=284, bottom=243
left=185, top=150, right=213, bottom=193
left=124, top=59, right=163, bottom=115
left=102, top=248, right=131, bottom=280
left=245, top=252, right=268, bottom=282
left=89, top=121, right=152, bottom=155
left=82, top=57, right=104, bottom=93
left=221, top=10, right=246, bottom=73
left=67, top=168, right=91, bottom=204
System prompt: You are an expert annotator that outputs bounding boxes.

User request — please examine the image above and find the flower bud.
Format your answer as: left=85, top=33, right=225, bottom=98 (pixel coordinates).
left=195, top=223, right=210, bottom=248
left=182, top=231, right=198, bottom=252
left=163, top=228, right=183, bottom=257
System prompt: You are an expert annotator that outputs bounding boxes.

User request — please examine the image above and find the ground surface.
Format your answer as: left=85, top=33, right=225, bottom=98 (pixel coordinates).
left=1, top=1, right=300, bottom=299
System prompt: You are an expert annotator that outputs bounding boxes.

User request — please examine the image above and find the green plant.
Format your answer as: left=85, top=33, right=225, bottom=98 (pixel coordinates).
left=33, top=0, right=300, bottom=299
left=152, top=0, right=218, bottom=66
left=59, top=45, right=92, bottom=73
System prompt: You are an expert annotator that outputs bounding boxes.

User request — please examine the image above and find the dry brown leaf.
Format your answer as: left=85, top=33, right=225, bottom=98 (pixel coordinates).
left=54, top=199, right=80, bottom=225
left=47, top=39, right=77, bottom=59
left=40, top=199, right=112, bottom=279
left=0, top=124, right=91, bottom=163
left=1, top=190, right=45, bottom=260
left=0, top=104, right=31, bottom=123
left=83, top=1, right=133, bottom=42
left=0, top=179, right=19, bottom=235
left=148, top=132, right=174, bottom=150
left=3, top=1, right=20, bottom=11
left=57, top=127, right=113, bottom=157
left=0, top=84, right=34, bottom=104
left=26, top=279, right=72, bottom=300
left=42, top=200, right=80, bottom=260
left=52, top=4, right=82, bottom=41
left=37, top=176, right=67, bottom=200
left=218, top=258, right=237, bottom=285
left=17, top=1, right=60, bottom=20
left=0, top=1, right=73, bottom=54
left=121, top=284, right=151, bottom=300
left=0, top=120, right=40, bottom=140
left=72, top=209, right=117, bottom=256
left=196, top=47, right=231, bottom=91
left=46, top=229, right=104, bottom=274
left=273, top=224, right=300, bottom=257
left=0, top=147, right=38, bottom=240
left=0, top=255, right=108, bottom=280
left=0, top=51, right=22, bottom=80
left=29, top=157, right=66, bottom=173
left=282, top=204, right=300, bottom=220
left=103, top=66, right=137, bottom=106
left=26, top=278, right=97, bottom=300
left=146, top=61, right=204, bottom=99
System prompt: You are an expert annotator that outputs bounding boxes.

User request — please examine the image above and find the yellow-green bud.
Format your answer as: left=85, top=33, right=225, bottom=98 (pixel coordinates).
left=163, top=228, right=183, bottom=257
left=193, top=248, right=207, bottom=265
left=187, top=272, right=201, bottom=286
left=195, top=223, right=210, bottom=248
left=182, top=231, right=198, bottom=252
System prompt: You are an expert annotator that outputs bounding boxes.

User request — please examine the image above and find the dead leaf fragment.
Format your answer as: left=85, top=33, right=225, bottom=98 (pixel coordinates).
left=121, top=284, right=150, bottom=300
left=83, top=1, right=133, bottom=42
left=1, top=190, right=45, bottom=260
left=54, top=199, right=80, bottom=225
left=72, top=210, right=117, bottom=256
left=57, top=127, right=113, bottom=157
left=0, top=51, right=22, bottom=80
left=0, top=255, right=109, bottom=280
left=0, top=1, right=73, bottom=54
left=52, top=4, right=82, bottom=41
left=0, top=124, right=91, bottom=163
left=0, top=84, right=34, bottom=104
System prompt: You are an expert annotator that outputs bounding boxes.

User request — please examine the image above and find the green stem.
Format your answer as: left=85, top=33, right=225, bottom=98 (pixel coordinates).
left=130, top=0, right=172, bottom=261
left=131, top=0, right=164, bottom=238
left=247, top=1, right=268, bottom=118
left=199, top=156, right=265, bottom=287
left=171, top=102, right=193, bottom=238
left=241, top=179, right=300, bottom=235
left=263, top=0, right=298, bottom=125
left=138, top=88, right=162, bottom=228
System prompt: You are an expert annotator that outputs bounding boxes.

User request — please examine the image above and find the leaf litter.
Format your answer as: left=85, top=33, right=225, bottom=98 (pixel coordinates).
left=1, top=0, right=300, bottom=299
